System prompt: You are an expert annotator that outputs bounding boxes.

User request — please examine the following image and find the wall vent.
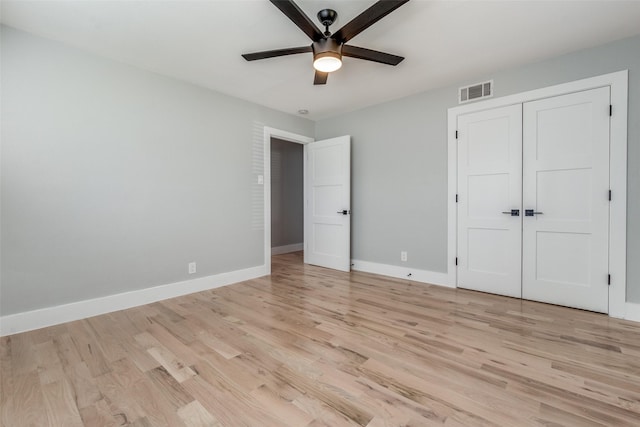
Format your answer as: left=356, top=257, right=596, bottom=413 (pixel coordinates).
left=459, top=80, right=493, bottom=104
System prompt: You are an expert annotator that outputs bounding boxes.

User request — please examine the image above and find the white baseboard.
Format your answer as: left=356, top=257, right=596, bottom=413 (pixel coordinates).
left=623, top=302, right=640, bottom=322
left=0, top=264, right=267, bottom=336
left=351, top=259, right=452, bottom=288
left=271, top=243, right=303, bottom=256
left=5, top=259, right=633, bottom=336
left=350, top=260, right=640, bottom=324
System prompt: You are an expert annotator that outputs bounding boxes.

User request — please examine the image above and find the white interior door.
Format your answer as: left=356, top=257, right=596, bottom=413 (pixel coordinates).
left=304, top=136, right=351, bottom=271
left=522, top=87, right=610, bottom=313
left=457, top=105, right=523, bottom=297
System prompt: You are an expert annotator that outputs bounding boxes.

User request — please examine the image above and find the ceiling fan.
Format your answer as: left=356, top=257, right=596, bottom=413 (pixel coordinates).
left=242, top=0, right=410, bottom=85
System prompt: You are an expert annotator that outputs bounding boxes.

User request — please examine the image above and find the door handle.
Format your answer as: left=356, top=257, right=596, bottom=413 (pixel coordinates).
left=337, top=210, right=351, bottom=215
left=502, top=209, right=520, bottom=216
left=525, top=209, right=543, bottom=216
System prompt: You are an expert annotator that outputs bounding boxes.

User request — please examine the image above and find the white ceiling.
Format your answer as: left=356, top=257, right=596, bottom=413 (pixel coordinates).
left=2, top=1, right=640, bottom=121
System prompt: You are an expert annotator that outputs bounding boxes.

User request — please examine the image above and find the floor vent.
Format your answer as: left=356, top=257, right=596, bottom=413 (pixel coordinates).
left=459, top=80, right=493, bottom=104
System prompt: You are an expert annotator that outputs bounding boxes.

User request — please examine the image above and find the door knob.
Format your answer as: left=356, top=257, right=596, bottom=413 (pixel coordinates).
left=525, top=209, right=543, bottom=216
left=502, top=209, right=520, bottom=216
left=337, top=210, right=351, bottom=215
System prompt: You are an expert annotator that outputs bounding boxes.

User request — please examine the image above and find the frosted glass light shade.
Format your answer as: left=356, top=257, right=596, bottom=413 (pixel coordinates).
left=313, top=53, right=342, bottom=72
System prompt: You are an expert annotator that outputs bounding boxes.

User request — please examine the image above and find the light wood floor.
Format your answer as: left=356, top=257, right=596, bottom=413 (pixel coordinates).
left=2, top=252, right=640, bottom=426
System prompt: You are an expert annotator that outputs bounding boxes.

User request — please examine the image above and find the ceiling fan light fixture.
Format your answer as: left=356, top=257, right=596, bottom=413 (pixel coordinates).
left=313, top=51, right=342, bottom=72
left=312, top=37, right=343, bottom=73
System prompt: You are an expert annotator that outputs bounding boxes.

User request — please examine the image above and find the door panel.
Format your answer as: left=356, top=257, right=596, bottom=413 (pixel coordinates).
left=457, top=105, right=522, bottom=298
left=522, top=87, right=610, bottom=313
left=304, top=136, right=351, bottom=272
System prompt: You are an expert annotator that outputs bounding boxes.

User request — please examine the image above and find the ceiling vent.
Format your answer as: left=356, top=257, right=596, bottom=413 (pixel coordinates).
left=459, top=80, right=493, bottom=104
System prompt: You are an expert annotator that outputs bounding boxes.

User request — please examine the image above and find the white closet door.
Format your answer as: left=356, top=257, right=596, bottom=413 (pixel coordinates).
left=457, top=104, right=523, bottom=298
left=522, top=87, right=610, bottom=313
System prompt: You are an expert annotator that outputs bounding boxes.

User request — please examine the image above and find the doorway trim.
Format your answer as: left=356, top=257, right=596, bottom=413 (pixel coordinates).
left=263, top=127, right=314, bottom=275
left=447, top=70, right=629, bottom=319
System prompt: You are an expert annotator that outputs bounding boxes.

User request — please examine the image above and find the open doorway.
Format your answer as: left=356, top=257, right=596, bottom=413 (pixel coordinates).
left=270, top=137, right=304, bottom=265
left=263, top=127, right=313, bottom=275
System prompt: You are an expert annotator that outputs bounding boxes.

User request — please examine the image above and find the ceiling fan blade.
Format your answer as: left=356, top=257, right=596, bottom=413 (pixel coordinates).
left=331, top=0, right=410, bottom=44
left=270, top=0, right=325, bottom=42
left=342, top=45, right=404, bottom=66
left=314, top=70, right=328, bottom=85
left=242, top=46, right=312, bottom=61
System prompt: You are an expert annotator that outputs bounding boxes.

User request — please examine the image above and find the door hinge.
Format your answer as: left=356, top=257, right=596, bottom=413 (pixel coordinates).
left=609, top=105, right=612, bottom=116
left=609, top=190, right=612, bottom=201
left=455, top=257, right=458, bottom=266
left=455, top=130, right=458, bottom=139
left=608, top=274, right=611, bottom=285
left=455, top=194, right=459, bottom=203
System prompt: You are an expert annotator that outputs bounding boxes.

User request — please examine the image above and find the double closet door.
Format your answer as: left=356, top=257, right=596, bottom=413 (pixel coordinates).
left=457, top=87, right=611, bottom=313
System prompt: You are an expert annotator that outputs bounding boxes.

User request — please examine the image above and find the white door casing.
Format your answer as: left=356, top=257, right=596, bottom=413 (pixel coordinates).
left=304, top=136, right=351, bottom=272
left=263, top=127, right=314, bottom=276
left=522, top=87, right=610, bottom=312
left=457, top=105, right=523, bottom=298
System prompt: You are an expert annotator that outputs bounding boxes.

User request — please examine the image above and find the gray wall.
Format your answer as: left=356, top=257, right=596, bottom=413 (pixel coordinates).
left=315, top=34, right=640, bottom=303
left=0, top=26, right=313, bottom=315
left=2, top=24, right=639, bottom=317
left=270, top=138, right=303, bottom=248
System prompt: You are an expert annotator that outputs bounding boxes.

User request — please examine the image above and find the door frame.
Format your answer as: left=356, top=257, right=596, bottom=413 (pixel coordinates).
left=263, top=127, right=314, bottom=275
left=447, top=70, right=628, bottom=318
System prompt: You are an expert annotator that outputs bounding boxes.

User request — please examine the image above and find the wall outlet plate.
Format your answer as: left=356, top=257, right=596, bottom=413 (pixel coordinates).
left=401, top=251, right=408, bottom=262
left=188, top=262, right=196, bottom=274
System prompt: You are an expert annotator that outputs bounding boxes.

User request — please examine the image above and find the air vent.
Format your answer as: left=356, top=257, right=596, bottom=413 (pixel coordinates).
left=459, top=80, right=493, bottom=104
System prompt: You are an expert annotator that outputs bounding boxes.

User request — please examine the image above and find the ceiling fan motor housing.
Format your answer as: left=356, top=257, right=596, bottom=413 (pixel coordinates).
left=312, top=38, right=342, bottom=57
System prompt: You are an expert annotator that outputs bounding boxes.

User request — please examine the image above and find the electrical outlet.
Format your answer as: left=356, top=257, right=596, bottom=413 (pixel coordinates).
left=188, top=262, right=196, bottom=274
left=401, top=251, right=408, bottom=262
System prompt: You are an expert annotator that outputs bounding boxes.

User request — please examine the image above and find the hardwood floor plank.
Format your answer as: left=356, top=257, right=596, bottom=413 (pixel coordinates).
left=182, top=375, right=283, bottom=427
left=86, top=314, right=129, bottom=362
left=535, top=402, right=607, bottom=427
left=176, top=400, right=221, bottom=427
left=117, top=335, right=161, bottom=373
left=78, top=398, right=121, bottom=427
left=484, top=363, right=640, bottom=425
left=146, top=322, right=200, bottom=366
left=196, top=330, right=242, bottom=359
left=65, top=321, right=112, bottom=377
left=9, top=334, right=38, bottom=376
left=2, top=251, right=639, bottom=426
left=65, top=361, right=103, bottom=409
left=93, top=372, right=146, bottom=423
left=0, top=337, right=14, bottom=421
left=53, top=333, right=84, bottom=369
left=189, top=343, right=265, bottom=393
left=274, top=365, right=373, bottom=426
left=145, top=366, right=194, bottom=409
left=35, top=340, right=65, bottom=385
left=9, top=372, right=49, bottom=426
left=355, top=376, right=446, bottom=425
left=146, top=346, right=196, bottom=383
left=292, top=394, right=362, bottom=427
left=128, top=374, right=188, bottom=427
left=41, top=379, right=84, bottom=427
left=249, top=383, right=314, bottom=427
